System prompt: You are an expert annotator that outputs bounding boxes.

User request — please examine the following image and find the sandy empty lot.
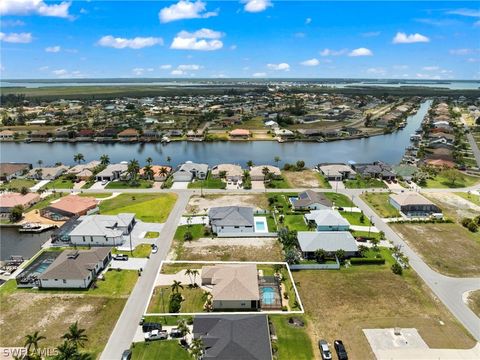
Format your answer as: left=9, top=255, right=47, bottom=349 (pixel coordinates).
left=186, top=194, right=268, bottom=214
left=283, top=170, right=320, bottom=188
left=425, top=192, right=480, bottom=221
left=183, top=237, right=276, bottom=248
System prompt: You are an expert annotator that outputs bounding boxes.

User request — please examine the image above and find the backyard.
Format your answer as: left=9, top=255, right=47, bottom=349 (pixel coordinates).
left=99, top=193, right=177, bottom=222
left=269, top=315, right=314, bottom=360
left=391, top=222, right=480, bottom=277
left=188, top=174, right=226, bottom=189
left=293, top=263, right=476, bottom=360
left=148, top=286, right=205, bottom=313
left=360, top=192, right=400, bottom=218
left=131, top=341, right=190, bottom=360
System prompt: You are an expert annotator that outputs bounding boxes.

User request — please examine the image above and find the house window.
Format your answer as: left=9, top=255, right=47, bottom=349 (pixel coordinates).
left=63, top=280, right=66, bottom=284
left=234, top=226, right=239, bottom=229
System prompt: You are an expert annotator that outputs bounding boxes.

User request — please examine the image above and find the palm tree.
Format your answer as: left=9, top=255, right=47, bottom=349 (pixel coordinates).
left=53, top=341, right=77, bottom=360
left=146, top=157, right=153, bottom=165
left=262, top=166, right=270, bottom=191
left=166, top=156, right=171, bottom=165
left=190, top=338, right=204, bottom=360
left=143, top=164, right=154, bottom=180
left=24, top=331, right=45, bottom=355
left=100, top=154, right=110, bottom=166
left=37, top=160, right=43, bottom=167
left=73, top=153, right=85, bottom=165
left=170, top=280, right=183, bottom=294
left=274, top=156, right=281, bottom=167
left=127, top=159, right=140, bottom=185
left=191, top=269, right=199, bottom=286
left=185, top=269, right=193, bottom=285
left=246, top=160, right=254, bottom=168
left=62, top=322, right=88, bottom=349
left=176, top=319, right=190, bottom=338
left=159, top=166, right=169, bottom=180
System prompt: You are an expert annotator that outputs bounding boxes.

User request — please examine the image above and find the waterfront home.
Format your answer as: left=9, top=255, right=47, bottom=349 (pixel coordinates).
left=187, top=129, right=205, bottom=141
left=211, top=164, right=243, bottom=182
left=427, top=137, right=455, bottom=149
left=77, top=129, right=96, bottom=139
left=201, top=264, right=260, bottom=310
left=29, top=130, right=52, bottom=141
left=297, top=231, right=358, bottom=259
left=139, top=165, right=172, bottom=181
left=291, top=190, right=332, bottom=211
left=0, top=130, right=15, bottom=140
left=249, top=165, right=281, bottom=181
left=141, top=130, right=160, bottom=141
left=95, top=163, right=128, bottom=182
left=424, top=158, right=455, bottom=168
left=41, top=195, right=98, bottom=221
left=389, top=192, right=442, bottom=217
left=317, top=163, right=356, bottom=181
left=351, top=161, right=395, bottom=180
left=209, top=206, right=255, bottom=235
left=0, top=162, right=32, bottom=181
left=229, top=128, right=251, bottom=139
left=0, top=192, right=40, bottom=217
left=168, top=129, right=183, bottom=137
left=304, top=209, right=350, bottom=231
left=274, top=128, right=295, bottom=138
left=297, top=129, right=324, bottom=138
left=69, top=213, right=136, bottom=246
left=117, top=128, right=139, bottom=142
left=193, top=315, right=272, bottom=360
left=67, top=161, right=100, bottom=175
left=173, top=162, right=208, bottom=182
left=37, top=248, right=112, bottom=289
left=28, top=165, right=68, bottom=180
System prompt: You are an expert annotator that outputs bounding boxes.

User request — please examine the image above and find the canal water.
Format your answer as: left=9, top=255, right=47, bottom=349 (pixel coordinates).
left=0, top=100, right=432, bottom=167
left=0, top=227, right=53, bottom=261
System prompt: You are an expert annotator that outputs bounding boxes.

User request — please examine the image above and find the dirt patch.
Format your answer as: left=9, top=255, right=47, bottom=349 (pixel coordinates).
left=283, top=170, right=320, bottom=188
left=186, top=194, right=268, bottom=214
left=425, top=192, right=480, bottom=221
left=184, top=237, right=277, bottom=248
left=181, top=242, right=284, bottom=262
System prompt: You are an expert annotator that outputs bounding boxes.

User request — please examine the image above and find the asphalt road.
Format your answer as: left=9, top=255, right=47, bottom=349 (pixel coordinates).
left=466, top=132, right=480, bottom=168
left=100, top=192, right=190, bottom=360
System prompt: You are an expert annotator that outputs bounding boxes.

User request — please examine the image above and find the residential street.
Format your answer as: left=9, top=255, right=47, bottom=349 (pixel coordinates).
left=466, top=132, right=480, bottom=168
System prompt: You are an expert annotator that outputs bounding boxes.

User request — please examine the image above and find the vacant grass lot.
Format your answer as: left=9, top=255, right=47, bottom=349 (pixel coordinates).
left=468, top=290, right=480, bottom=318
left=188, top=174, right=226, bottom=189
left=269, top=315, right=314, bottom=360
left=180, top=242, right=284, bottom=262
left=360, top=192, right=400, bottom=218
left=148, top=286, right=205, bottom=313
left=131, top=341, right=190, bottom=360
left=344, top=178, right=387, bottom=189
left=282, top=170, right=331, bottom=188
left=0, top=270, right=137, bottom=359
left=324, top=192, right=354, bottom=208
left=293, top=265, right=475, bottom=360
left=425, top=173, right=480, bottom=189
left=99, top=193, right=177, bottom=222
left=454, top=192, right=480, bottom=206
left=391, top=223, right=480, bottom=277
left=0, top=178, right=36, bottom=190
left=267, top=177, right=291, bottom=189
left=105, top=180, right=153, bottom=189
left=42, top=176, right=75, bottom=189
left=339, top=211, right=372, bottom=226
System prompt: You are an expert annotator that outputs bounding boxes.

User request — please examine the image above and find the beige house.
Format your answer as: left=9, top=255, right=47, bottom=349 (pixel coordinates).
left=201, top=264, right=260, bottom=310
left=211, top=164, right=243, bottom=182
left=249, top=165, right=281, bottom=181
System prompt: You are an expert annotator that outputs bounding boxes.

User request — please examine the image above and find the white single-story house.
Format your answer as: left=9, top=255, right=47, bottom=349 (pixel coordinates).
left=297, top=231, right=358, bottom=259
left=304, top=209, right=350, bottom=231
left=95, top=163, right=128, bottom=182
left=173, top=161, right=208, bottom=182
left=69, top=213, right=136, bottom=246
left=318, top=164, right=356, bottom=181
left=38, top=247, right=112, bottom=289
left=249, top=165, right=281, bottom=181
left=291, top=190, right=332, bottom=210
left=209, top=206, right=255, bottom=235
left=211, top=164, right=243, bottom=182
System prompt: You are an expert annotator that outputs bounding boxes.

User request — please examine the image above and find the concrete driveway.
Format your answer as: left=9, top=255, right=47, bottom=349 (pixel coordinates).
left=30, top=180, right=50, bottom=191
left=90, top=181, right=109, bottom=190
left=110, top=258, right=148, bottom=270
left=171, top=182, right=189, bottom=189
left=117, top=221, right=164, bottom=251
left=251, top=181, right=265, bottom=190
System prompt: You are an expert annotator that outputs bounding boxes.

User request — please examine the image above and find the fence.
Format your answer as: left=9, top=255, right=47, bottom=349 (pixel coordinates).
left=217, top=232, right=278, bottom=238
left=289, top=258, right=340, bottom=270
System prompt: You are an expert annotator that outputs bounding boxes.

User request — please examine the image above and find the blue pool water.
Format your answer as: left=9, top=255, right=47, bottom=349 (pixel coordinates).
left=255, top=221, right=266, bottom=231
left=35, top=261, right=52, bottom=274
left=262, top=287, right=275, bottom=305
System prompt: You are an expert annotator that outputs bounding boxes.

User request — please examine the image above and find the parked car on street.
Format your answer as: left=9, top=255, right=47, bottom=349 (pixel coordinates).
left=142, top=322, right=162, bottom=333
left=121, top=349, right=132, bottom=360
left=319, top=340, right=332, bottom=360
left=334, top=340, right=348, bottom=360
left=144, top=329, right=168, bottom=341
left=151, top=245, right=158, bottom=254
left=113, top=254, right=128, bottom=261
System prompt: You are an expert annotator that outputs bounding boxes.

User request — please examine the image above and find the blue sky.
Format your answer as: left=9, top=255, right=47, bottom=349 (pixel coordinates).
left=1, top=0, right=479, bottom=79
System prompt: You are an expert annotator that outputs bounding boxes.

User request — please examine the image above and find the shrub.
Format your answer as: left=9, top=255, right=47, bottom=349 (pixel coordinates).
left=183, top=231, right=193, bottom=241
left=467, top=221, right=478, bottom=233
left=350, top=257, right=385, bottom=265
left=391, top=262, right=403, bottom=275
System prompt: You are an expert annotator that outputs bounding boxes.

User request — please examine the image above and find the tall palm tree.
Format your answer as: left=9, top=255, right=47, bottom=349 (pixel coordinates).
left=37, top=160, right=43, bottom=167
left=159, top=166, right=169, bottom=179
left=143, top=164, right=154, bottom=180
left=246, top=160, right=254, bottom=168
left=166, top=156, right=171, bottom=165
left=61, top=321, right=88, bottom=349
left=100, top=154, right=110, bottom=166
left=53, top=341, right=77, bottom=360
left=191, top=269, right=199, bottom=286
left=274, top=156, right=281, bottom=167
left=127, top=159, right=140, bottom=185
left=190, top=338, right=204, bottom=360
left=24, top=331, right=46, bottom=355
left=170, top=280, right=183, bottom=294
left=73, top=153, right=85, bottom=165
left=185, top=269, right=193, bottom=285
left=262, top=166, right=270, bottom=192
left=146, top=157, right=153, bottom=165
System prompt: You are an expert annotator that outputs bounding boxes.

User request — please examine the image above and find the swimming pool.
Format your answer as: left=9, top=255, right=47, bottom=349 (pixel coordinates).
left=261, top=287, right=276, bottom=305
left=255, top=221, right=265, bottom=231
left=254, top=217, right=268, bottom=233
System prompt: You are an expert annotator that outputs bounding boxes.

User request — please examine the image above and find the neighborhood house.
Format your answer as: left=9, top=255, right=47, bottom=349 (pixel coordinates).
left=208, top=206, right=255, bottom=235
left=40, top=195, right=98, bottom=221
left=291, top=190, right=332, bottom=210
left=173, top=162, right=209, bottom=182
left=304, top=209, right=350, bottom=231
left=297, top=231, right=358, bottom=259
left=0, top=192, right=40, bottom=216
left=389, top=192, right=442, bottom=217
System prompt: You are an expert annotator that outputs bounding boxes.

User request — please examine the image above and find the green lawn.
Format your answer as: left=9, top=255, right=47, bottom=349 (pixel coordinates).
left=105, top=179, right=153, bottom=189
left=360, top=192, right=400, bottom=218
left=42, top=176, right=75, bottom=189
left=89, top=269, right=138, bottom=297
left=148, top=286, right=205, bottom=313
left=324, top=192, right=354, bottom=207
left=340, top=211, right=372, bottom=226
left=283, top=214, right=309, bottom=231
left=131, top=341, right=191, bottom=360
left=267, top=177, right=291, bottom=189
left=27, top=193, right=66, bottom=211
left=268, top=193, right=297, bottom=214
left=454, top=192, right=480, bottom=206
left=144, top=231, right=160, bottom=239
left=78, top=192, right=112, bottom=198
left=0, top=178, right=36, bottom=190
left=344, top=178, right=387, bottom=189
left=316, top=173, right=332, bottom=188
left=269, top=315, right=314, bottom=360
left=113, top=244, right=152, bottom=258
left=99, top=193, right=177, bottom=223
left=174, top=224, right=205, bottom=241
left=188, top=174, right=226, bottom=189
left=425, top=173, right=480, bottom=189
left=351, top=230, right=382, bottom=240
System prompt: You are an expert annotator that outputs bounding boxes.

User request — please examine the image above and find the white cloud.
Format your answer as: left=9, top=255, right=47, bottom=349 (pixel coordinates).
left=178, top=64, right=201, bottom=70
left=52, top=69, right=68, bottom=76
left=449, top=48, right=474, bottom=55
left=132, top=68, right=154, bottom=76
left=39, top=66, right=49, bottom=71
left=159, top=0, right=217, bottom=23
left=170, top=29, right=223, bottom=51
left=97, top=36, right=163, bottom=49
left=253, top=72, right=267, bottom=77
left=242, top=0, right=272, bottom=13
left=267, top=63, right=290, bottom=71
left=0, top=32, right=32, bottom=43
left=320, top=48, right=348, bottom=56
left=348, top=48, right=373, bottom=57
left=392, top=32, right=430, bottom=44
left=51, top=69, right=85, bottom=78
left=422, top=66, right=440, bottom=71
left=160, top=64, right=172, bottom=70
left=0, top=0, right=71, bottom=18
left=305, top=17, right=312, bottom=24
left=0, top=63, right=4, bottom=72
left=45, top=45, right=61, bottom=53
left=171, top=69, right=185, bottom=76
left=446, top=8, right=480, bottom=17
left=300, top=58, right=319, bottom=66
left=294, top=32, right=306, bottom=38
left=366, top=67, right=386, bottom=75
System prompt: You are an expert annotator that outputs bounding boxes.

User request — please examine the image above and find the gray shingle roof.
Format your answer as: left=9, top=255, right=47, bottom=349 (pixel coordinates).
left=293, top=190, right=332, bottom=208
left=193, top=315, right=272, bottom=360
left=209, top=206, right=254, bottom=227
left=297, top=231, right=358, bottom=252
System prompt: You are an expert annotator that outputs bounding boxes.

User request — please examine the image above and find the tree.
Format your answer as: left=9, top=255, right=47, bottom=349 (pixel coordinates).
left=53, top=341, right=77, bottom=360
left=391, top=262, right=403, bottom=275
left=20, top=186, right=29, bottom=195
left=274, top=156, right=281, bottom=167
left=62, top=322, right=88, bottom=349
left=379, top=231, right=385, bottom=240
left=127, top=159, right=140, bottom=185
left=246, top=160, right=254, bottom=168
left=24, top=331, right=46, bottom=356
left=73, top=153, right=85, bottom=165
left=335, top=249, right=346, bottom=263
left=262, top=166, right=270, bottom=190
left=183, top=231, right=193, bottom=241
left=143, top=164, right=154, bottom=180
left=166, top=156, right=171, bottom=165
left=37, top=160, right=43, bottom=167
left=176, top=319, right=190, bottom=337
left=442, top=168, right=464, bottom=186
left=171, top=280, right=184, bottom=294
left=296, top=160, right=305, bottom=170
left=191, top=269, right=199, bottom=286
left=146, top=157, right=153, bottom=165
left=370, top=237, right=380, bottom=250
left=9, top=205, right=23, bottom=223
left=359, top=212, right=365, bottom=224
left=100, top=154, right=110, bottom=166
left=159, top=166, right=169, bottom=179
left=190, top=338, right=204, bottom=360
left=284, top=248, right=300, bottom=265
left=314, top=248, right=326, bottom=263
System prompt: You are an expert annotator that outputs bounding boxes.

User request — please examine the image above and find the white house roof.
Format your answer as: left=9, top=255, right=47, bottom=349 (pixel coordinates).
left=305, top=209, right=350, bottom=228
left=69, top=213, right=135, bottom=237
left=297, top=231, right=358, bottom=252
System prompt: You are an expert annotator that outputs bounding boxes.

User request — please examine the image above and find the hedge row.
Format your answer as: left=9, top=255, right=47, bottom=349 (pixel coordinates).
left=350, top=257, right=385, bottom=265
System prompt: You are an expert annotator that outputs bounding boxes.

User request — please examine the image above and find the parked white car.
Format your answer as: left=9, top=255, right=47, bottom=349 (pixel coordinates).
left=144, top=329, right=168, bottom=341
